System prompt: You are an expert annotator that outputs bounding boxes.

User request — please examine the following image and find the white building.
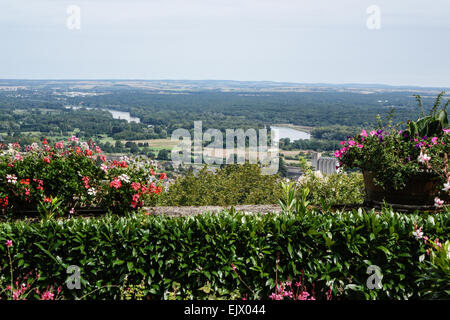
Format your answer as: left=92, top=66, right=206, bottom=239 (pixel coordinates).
left=312, top=152, right=337, bottom=175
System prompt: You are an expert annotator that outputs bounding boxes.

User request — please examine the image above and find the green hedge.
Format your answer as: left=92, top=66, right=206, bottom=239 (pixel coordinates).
left=0, top=209, right=449, bottom=300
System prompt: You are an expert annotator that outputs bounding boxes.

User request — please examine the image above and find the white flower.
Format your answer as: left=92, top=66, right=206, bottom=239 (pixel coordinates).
left=443, top=182, right=450, bottom=192
left=100, top=164, right=108, bottom=173
left=80, top=142, right=90, bottom=151
left=412, top=227, right=423, bottom=240
left=434, top=197, right=444, bottom=208
left=418, top=152, right=431, bottom=163
left=87, top=188, right=97, bottom=196
left=118, top=174, right=130, bottom=183
left=6, top=174, right=17, bottom=184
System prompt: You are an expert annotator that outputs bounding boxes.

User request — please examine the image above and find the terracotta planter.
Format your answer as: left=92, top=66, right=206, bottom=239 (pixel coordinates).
left=363, top=171, right=446, bottom=206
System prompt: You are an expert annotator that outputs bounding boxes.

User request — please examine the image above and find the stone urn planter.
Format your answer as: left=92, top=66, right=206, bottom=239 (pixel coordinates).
left=363, top=171, right=447, bottom=207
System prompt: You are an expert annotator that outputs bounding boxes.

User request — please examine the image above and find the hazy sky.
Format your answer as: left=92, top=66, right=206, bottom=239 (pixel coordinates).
left=1, top=0, right=449, bottom=87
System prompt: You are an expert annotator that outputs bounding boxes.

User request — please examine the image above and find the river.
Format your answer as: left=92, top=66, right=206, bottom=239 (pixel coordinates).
left=270, top=126, right=311, bottom=141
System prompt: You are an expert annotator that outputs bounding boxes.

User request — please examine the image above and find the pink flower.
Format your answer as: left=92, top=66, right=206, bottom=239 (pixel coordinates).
left=348, top=140, right=356, bottom=146
left=434, top=238, right=442, bottom=248
left=361, top=129, right=367, bottom=137
left=69, top=135, right=79, bottom=143
left=43, top=157, right=51, bottom=164
left=40, top=290, right=55, bottom=300
left=434, top=197, right=444, bottom=208
left=55, top=141, right=65, bottom=149
left=431, top=137, right=438, bottom=145
left=443, top=181, right=450, bottom=192
left=418, top=151, right=430, bottom=163
left=412, top=227, right=423, bottom=240
left=443, top=128, right=450, bottom=134
left=357, top=144, right=363, bottom=148
left=5, top=240, right=12, bottom=248
left=369, top=130, right=377, bottom=136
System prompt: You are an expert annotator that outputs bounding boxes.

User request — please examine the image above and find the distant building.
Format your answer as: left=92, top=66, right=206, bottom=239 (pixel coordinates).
left=312, top=152, right=338, bottom=175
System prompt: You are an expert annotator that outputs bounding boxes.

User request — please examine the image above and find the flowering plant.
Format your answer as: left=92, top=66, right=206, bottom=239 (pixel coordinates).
left=412, top=222, right=450, bottom=299
left=336, top=93, right=449, bottom=205
left=0, top=137, right=166, bottom=215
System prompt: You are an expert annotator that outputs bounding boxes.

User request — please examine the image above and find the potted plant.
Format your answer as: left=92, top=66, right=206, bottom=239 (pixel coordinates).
left=336, top=92, right=450, bottom=207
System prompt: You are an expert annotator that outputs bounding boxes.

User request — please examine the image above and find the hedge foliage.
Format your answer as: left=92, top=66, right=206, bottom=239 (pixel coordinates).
left=159, top=164, right=282, bottom=206
left=0, top=208, right=449, bottom=300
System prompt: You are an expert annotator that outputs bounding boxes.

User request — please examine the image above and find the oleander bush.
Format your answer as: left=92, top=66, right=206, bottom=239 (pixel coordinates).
left=1, top=208, right=448, bottom=300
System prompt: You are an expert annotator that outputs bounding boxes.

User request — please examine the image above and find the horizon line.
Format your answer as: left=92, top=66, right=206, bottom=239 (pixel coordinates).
left=0, top=78, right=449, bottom=90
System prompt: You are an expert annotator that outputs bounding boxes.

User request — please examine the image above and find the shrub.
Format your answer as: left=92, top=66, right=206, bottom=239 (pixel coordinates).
left=158, top=164, right=283, bottom=206
left=295, top=171, right=364, bottom=206
left=0, top=137, right=165, bottom=215
left=0, top=208, right=448, bottom=300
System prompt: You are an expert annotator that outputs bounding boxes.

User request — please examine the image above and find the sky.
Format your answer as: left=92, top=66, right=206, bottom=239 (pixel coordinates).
left=0, top=0, right=449, bottom=87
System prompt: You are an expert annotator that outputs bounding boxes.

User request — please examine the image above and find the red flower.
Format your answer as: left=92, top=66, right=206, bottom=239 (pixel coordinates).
left=159, top=173, right=167, bottom=180
left=20, top=179, right=30, bottom=185
left=131, top=182, right=141, bottom=191
left=44, top=197, right=52, bottom=203
left=43, top=138, right=47, bottom=145
left=109, top=178, right=122, bottom=189
left=82, top=176, right=90, bottom=189
left=0, top=197, right=9, bottom=208
left=43, top=157, right=51, bottom=164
